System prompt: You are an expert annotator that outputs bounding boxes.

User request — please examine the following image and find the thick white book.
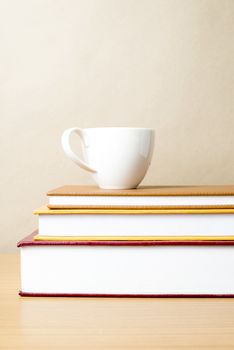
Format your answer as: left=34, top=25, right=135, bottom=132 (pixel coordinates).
left=47, top=185, right=234, bottom=209
left=18, top=232, right=234, bottom=297
left=34, top=207, right=234, bottom=239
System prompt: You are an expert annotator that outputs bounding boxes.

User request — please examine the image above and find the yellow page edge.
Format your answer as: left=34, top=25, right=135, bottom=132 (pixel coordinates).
left=33, top=206, right=234, bottom=215
left=34, top=235, right=234, bottom=241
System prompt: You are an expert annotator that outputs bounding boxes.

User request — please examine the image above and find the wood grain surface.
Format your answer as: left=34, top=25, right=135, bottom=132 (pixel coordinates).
left=1, top=254, right=234, bottom=349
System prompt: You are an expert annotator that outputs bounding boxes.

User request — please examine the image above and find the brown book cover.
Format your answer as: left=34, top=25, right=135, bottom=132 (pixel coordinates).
left=47, top=185, right=234, bottom=197
left=47, top=185, right=234, bottom=209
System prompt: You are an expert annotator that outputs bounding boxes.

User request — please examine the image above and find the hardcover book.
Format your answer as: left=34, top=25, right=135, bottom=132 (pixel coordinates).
left=47, top=185, right=234, bottom=209
left=34, top=206, right=234, bottom=239
left=18, top=231, right=234, bottom=297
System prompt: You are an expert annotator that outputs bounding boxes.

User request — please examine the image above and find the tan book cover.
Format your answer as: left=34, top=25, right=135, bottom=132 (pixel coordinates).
left=47, top=185, right=234, bottom=197
left=46, top=185, right=234, bottom=209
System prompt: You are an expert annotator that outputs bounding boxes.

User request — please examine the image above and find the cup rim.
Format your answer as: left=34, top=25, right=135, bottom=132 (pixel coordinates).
left=82, top=127, right=154, bottom=131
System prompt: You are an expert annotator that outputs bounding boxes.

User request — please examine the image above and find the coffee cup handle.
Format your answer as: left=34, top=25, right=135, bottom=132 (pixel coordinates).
left=61, top=128, right=97, bottom=173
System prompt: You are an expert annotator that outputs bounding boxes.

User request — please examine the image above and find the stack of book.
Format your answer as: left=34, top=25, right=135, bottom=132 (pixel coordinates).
left=18, top=185, right=234, bottom=297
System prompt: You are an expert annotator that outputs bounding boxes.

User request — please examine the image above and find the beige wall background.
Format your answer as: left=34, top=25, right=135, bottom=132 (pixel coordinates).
left=1, top=0, right=234, bottom=251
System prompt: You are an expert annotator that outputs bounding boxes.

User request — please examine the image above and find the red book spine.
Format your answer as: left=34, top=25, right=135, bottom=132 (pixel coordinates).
left=17, top=231, right=234, bottom=247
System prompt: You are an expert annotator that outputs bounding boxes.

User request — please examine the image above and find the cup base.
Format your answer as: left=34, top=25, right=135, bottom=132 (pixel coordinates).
left=99, top=185, right=138, bottom=190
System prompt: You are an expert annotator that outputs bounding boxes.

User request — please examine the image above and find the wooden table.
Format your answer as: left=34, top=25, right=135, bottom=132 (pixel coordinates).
left=1, top=254, right=234, bottom=349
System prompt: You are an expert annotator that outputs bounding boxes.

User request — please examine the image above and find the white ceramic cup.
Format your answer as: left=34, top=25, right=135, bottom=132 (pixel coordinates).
left=61, top=127, right=155, bottom=189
